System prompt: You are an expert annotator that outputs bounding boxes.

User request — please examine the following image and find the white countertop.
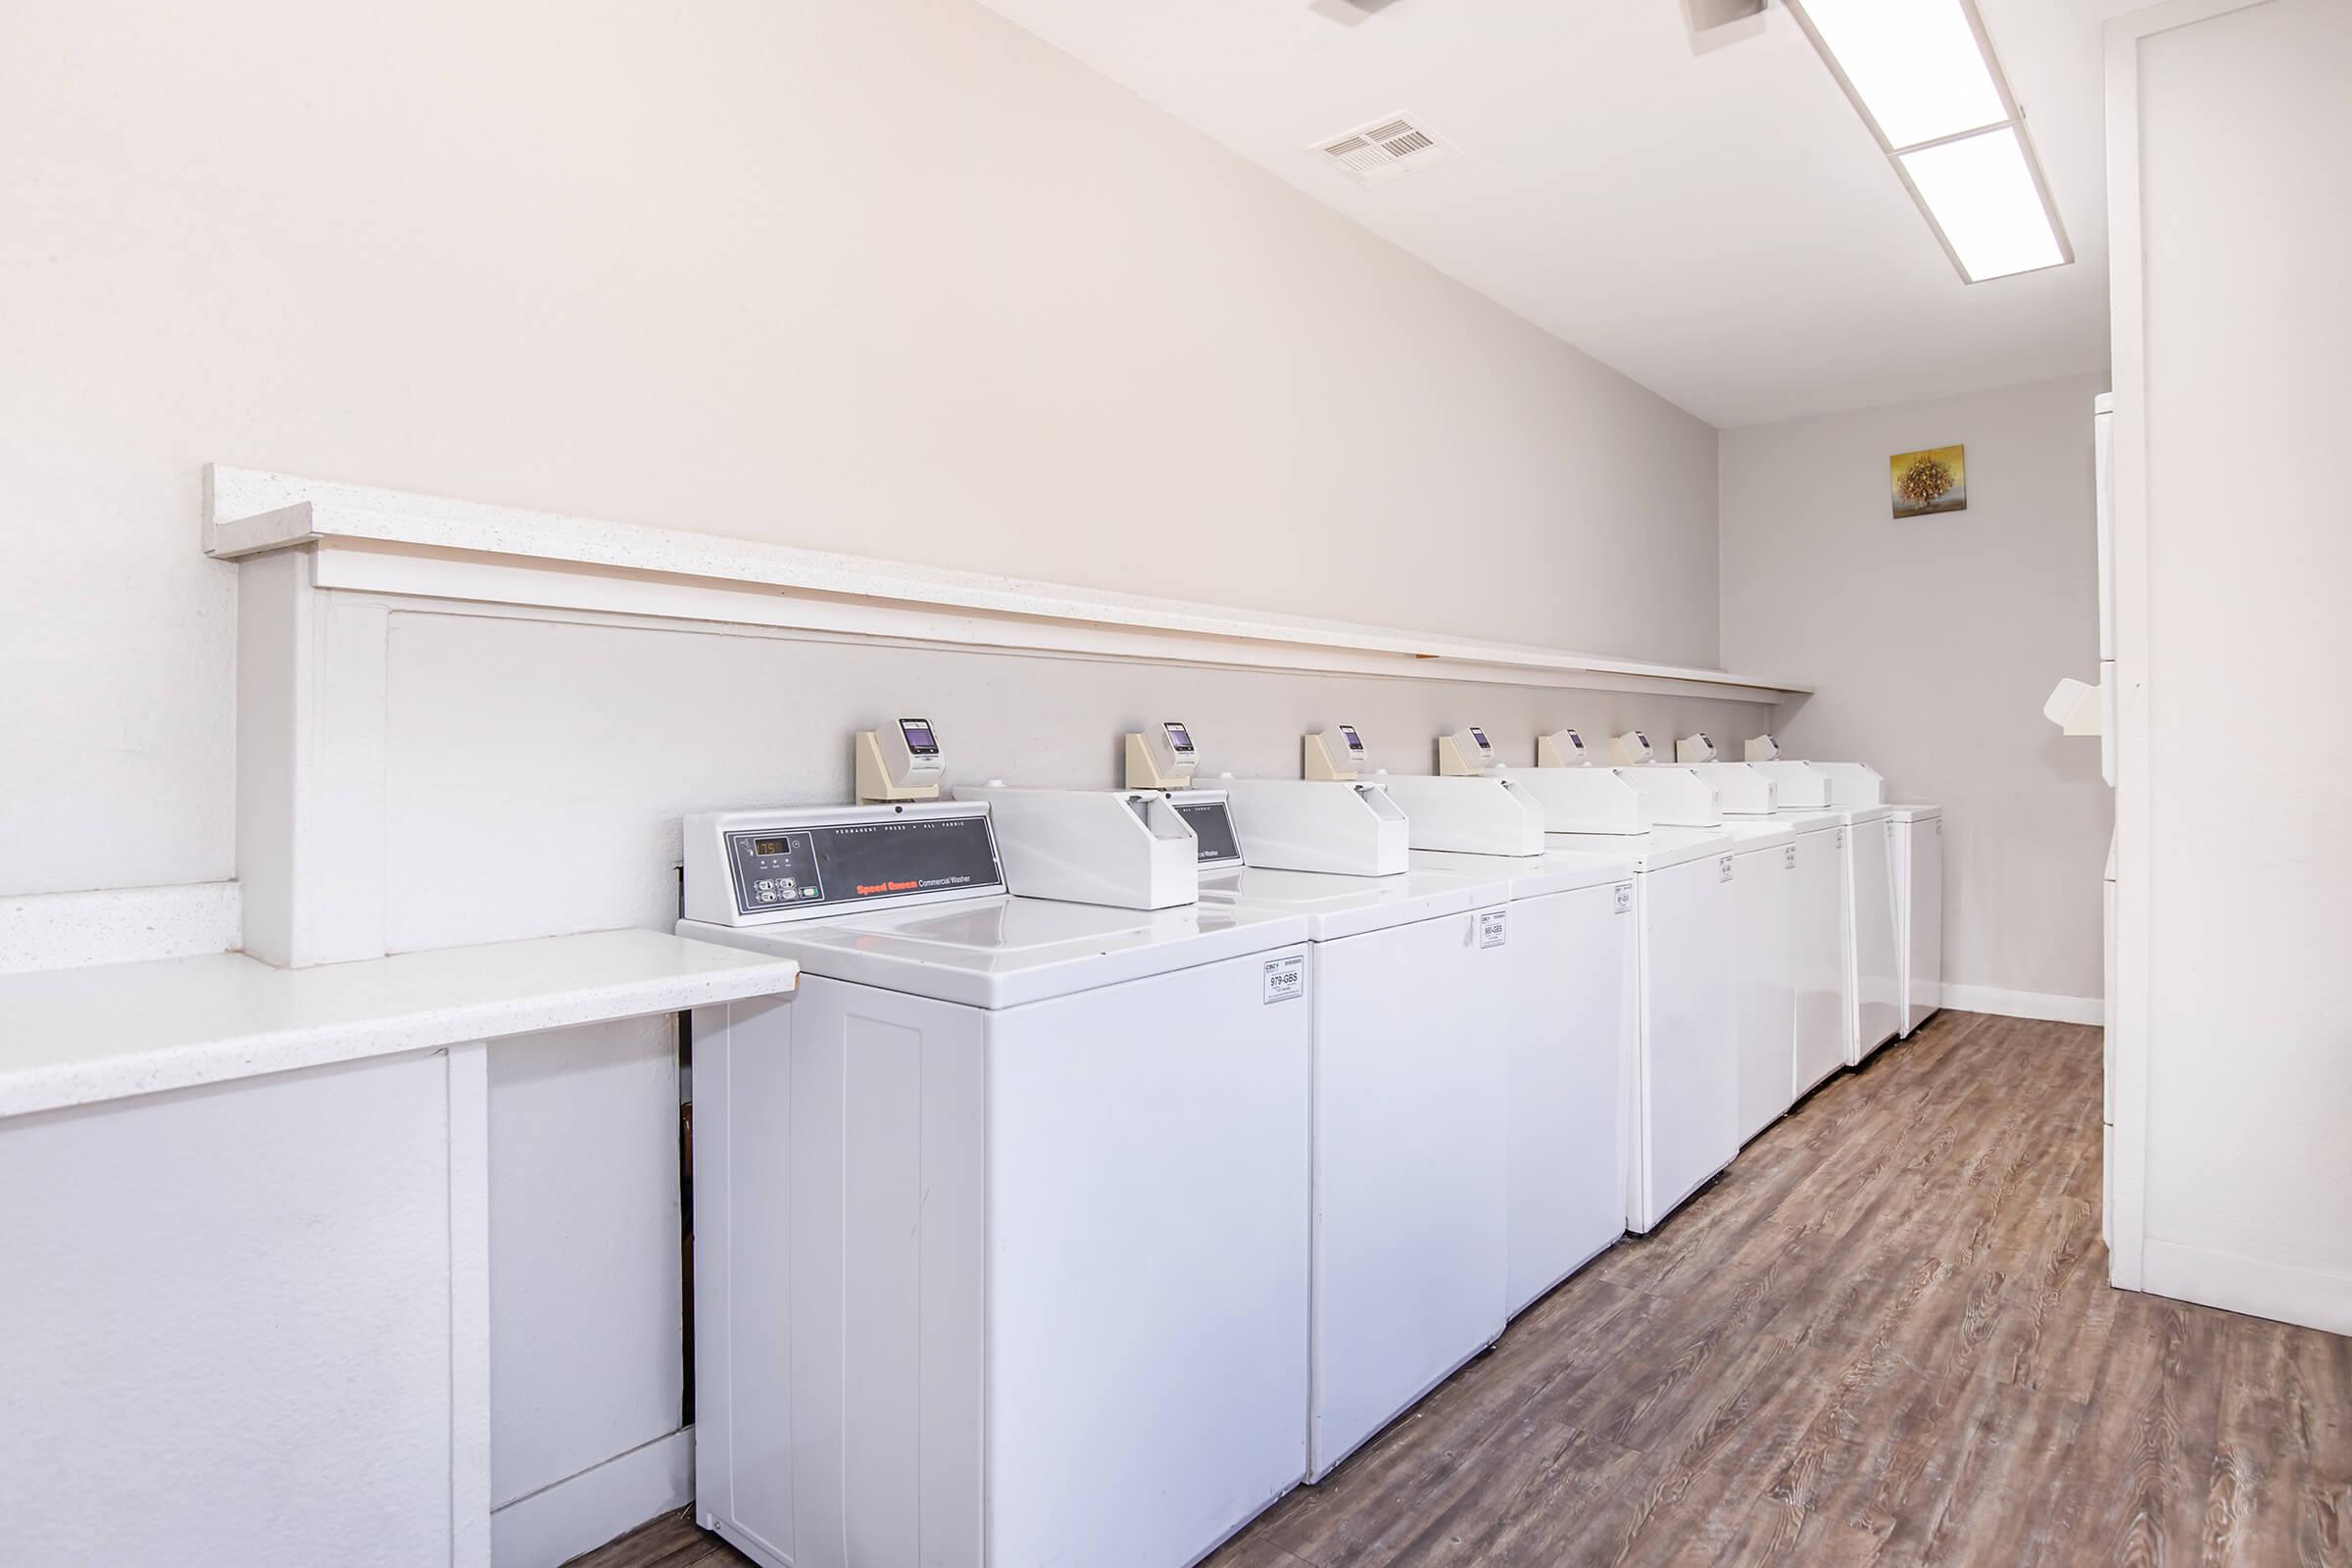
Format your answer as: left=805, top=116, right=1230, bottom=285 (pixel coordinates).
left=0, top=928, right=798, bottom=1119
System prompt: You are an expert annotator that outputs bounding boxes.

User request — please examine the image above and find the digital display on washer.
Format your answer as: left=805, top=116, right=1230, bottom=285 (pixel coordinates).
left=1174, top=801, right=1244, bottom=864
left=727, top=814, right=1002, bottom=913
left=1469, top=727, right=1491, bottom=750
left=1163, top=721, right=1195, bottom=754
left=1338, top=725, right=1363, bottom=753
left=899, top=719, right=939, bottom=756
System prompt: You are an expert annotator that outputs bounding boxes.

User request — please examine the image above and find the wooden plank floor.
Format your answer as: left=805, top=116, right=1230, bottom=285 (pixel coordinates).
left=574, top=1012, right=2351, bottom=1568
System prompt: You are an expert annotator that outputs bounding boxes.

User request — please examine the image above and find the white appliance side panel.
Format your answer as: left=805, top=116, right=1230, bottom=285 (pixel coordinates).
left=691, top=979, right=989, bottom=1568
left=1791, top=829, right=1848, bottom=1098
left=1504, top=882, right=1636, bottom=1316
left=1309, top=910, right=1508, bottom=1478
left=986, top=948, right=1312, bottom=1567
left=1904, top=818, right=1944, bottom=1034
left=1849, top=817, right=1901, bottom=1062
left=1733, top=842, right=1798, bottom=1145
left=0, top=1053, right=463, bottom=1568
left=1633, top=856, right=1737, bottom=1231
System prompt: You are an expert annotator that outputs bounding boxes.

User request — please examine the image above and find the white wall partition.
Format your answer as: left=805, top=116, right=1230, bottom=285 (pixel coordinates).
left=2105, top=0, right=2352, bottom=1332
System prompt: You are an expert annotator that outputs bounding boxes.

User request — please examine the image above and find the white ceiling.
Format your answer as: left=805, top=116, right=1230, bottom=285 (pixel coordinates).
left=973, top=0, right=2113, bottom=427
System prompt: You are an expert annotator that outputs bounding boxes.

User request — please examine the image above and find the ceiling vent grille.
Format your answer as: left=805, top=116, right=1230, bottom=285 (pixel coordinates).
left=1313, top=114, right=1454, bottom=187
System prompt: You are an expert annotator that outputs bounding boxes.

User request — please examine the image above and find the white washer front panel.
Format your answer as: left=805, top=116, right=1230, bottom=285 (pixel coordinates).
left=1789, top=824, right=1850, bottom=1099
left=1632, top=854, right=1737, bottom=1232
left=691, top=950, right=1312, bottom=1568
left=1502, top=880, right=1637, bottom=1316
left=1898, top=815, right=1944, bottom=1035
left=1308, top=907, right=1508, bottom=1479
left=988, top=957, right=1312, bottom=1565
left=1849, top=814, right=1902, bottom=1062
left=1731, top=838, right=1797, bottom=1146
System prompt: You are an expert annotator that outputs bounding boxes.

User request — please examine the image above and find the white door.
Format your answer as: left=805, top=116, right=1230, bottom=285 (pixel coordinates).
left=1790, top=827, right=1847, bottom=1098
left=1632, top=856, right=1736, bottom=1232
left=1308, top=910, right=1508, bottom=1479
left=1733, top=842, right=1797, bottom=1145
left=1850, top=818, right=1901, bottom=1062
left=1503, top=881, right=1636, bottom=1318
left=1903, top=818, right=1943, bottom=1034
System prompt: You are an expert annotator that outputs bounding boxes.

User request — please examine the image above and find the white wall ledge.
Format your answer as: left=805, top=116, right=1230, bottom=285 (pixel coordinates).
left=1, top=882, right=242, bottom=974
left=205, top=466, right=1809, bottom=704
left=0, top=928, right=798, bottom=1119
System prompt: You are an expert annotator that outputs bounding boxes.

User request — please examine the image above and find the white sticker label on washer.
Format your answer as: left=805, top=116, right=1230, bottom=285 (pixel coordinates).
left=1262, top=954, right=1305, bottom=1004
left=1719, top=855, right=1736, bottom=883
left=1785, top=845, right=1797, bottom=870
left=1478, top=908, right=1509, bottom=949
left=1613, top=883, right=1634, bottom=914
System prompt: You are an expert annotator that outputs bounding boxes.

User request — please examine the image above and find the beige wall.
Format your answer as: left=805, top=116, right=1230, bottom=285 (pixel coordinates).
left=1719, top=372, right=2113, bottom=1007
left=0, top=0, right=1719, bottom=900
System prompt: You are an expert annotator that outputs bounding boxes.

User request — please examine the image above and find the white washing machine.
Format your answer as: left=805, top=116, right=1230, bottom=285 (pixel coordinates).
left=1784, top=813, right=1852, bottom=1100
left=1547, top=814, right=1738, bottom=1234
left=677, top=800, right=1314, bottom=1568
left=1889, top=804, right=1943, bottom=1036
left=1648, top=759, right=1796, bottom=1141
left=1747, top=762, right=1860, bottom=1099
left=1844, top=807, right=1901, bottom=1062
left=1178, top=782, right=1512, bottom=1482
left=1780, top=762, right=1902, bottom=1066
left=1711, top=817, right=1799, bottom=1146
left=1411, top=846, right=1638, bottom=1317
left=1200, top=864, right=1509, bottom=1480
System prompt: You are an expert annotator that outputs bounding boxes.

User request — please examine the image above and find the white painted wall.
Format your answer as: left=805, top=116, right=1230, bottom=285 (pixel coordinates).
left=2111, top=0, right=2352, bottom=1331
left=1719, top=373, right=2114, bottom=1011
left=381, top=610, right=1766, bottom=953
left=0, top=0, right=1720, bottom=904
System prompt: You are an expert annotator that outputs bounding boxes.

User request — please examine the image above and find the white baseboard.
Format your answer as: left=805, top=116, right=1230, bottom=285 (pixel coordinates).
left=2141, top=1239, right=2352, bottom=1337
left=1936, top=983, right=2104, bottom=1026
left=490, top=1427, right=692, bottom=1568
left=0, top=882, right=242, bottom=974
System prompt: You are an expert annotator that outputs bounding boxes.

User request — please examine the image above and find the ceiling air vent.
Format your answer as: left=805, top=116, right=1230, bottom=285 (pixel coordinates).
left=1313, top=114, right=1454, bottom=188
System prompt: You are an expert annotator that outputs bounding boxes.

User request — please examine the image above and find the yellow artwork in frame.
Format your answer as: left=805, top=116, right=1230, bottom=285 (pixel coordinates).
left=1890, top=444, right=1967, bottom=518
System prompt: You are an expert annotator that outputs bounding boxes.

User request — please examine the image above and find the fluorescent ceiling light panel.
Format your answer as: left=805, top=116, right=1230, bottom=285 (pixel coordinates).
left=1792, top=0, right=2008, bottom=149
left=1788, top=0, right=2070, bottom=285
left=1898, top=124, right=2067, bottom=281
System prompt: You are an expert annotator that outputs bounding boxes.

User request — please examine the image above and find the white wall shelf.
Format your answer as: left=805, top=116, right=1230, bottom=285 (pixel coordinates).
left=205, top=466, right=1809, bottom=705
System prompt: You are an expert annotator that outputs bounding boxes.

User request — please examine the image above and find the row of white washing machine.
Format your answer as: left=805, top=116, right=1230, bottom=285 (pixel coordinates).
left=672, top=720, right=1940, bottom=1568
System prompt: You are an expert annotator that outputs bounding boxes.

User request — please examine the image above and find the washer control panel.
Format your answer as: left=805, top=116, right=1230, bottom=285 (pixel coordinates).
left=1171, top=798, right=1245, bottom=864
left=689, top=803, right=1007, bottom=925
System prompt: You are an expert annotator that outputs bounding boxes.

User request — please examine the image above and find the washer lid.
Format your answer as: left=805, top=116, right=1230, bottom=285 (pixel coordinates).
left=1194, top=865, right=1487, bottom=941
left=1772, top=805, right=1893, bottom=830
left=677, top=896, right=1308, bottom=1009
left=1886, top=802, right=1943, bottom=821
left=1707, top=818, right=1799, bottom=852
left=1410, top=849, right=1637, bottom=899
left=1547, top=826, right=1739, bottom=871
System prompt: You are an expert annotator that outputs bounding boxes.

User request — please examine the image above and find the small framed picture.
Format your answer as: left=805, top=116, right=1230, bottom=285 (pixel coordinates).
left=1890, top=444, right=1967, bottom=518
